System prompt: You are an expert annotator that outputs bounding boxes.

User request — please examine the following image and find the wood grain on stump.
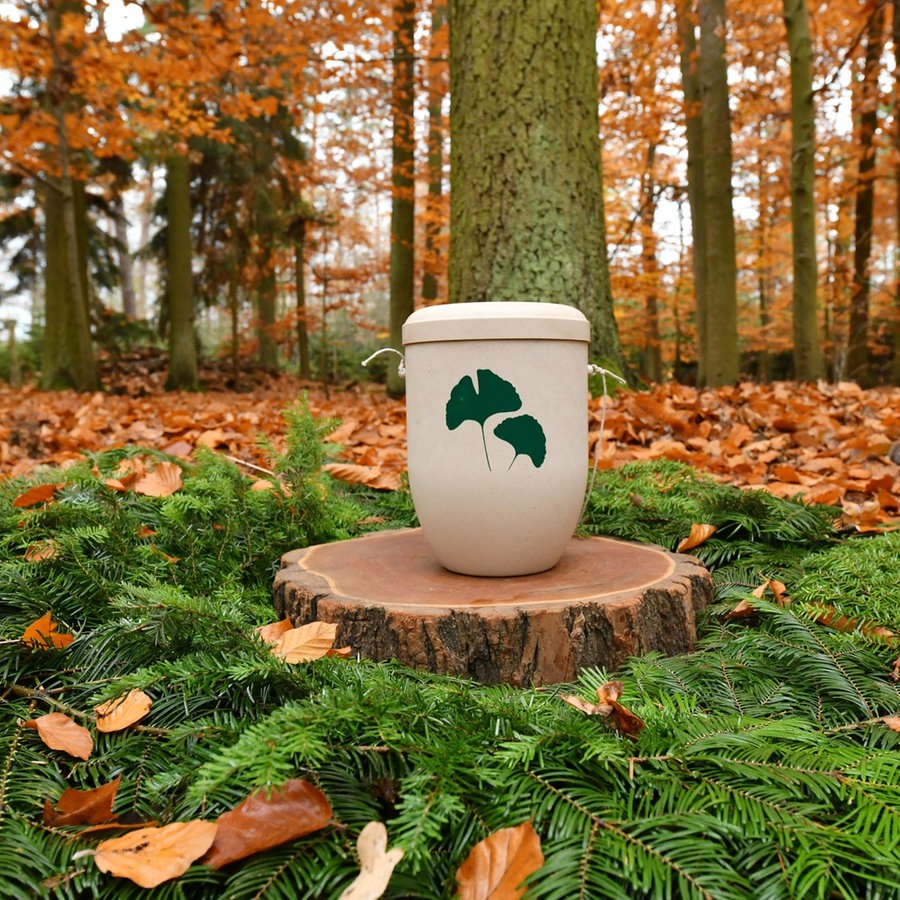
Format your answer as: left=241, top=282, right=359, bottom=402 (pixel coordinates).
left=273, top=528, right=712, bottom=686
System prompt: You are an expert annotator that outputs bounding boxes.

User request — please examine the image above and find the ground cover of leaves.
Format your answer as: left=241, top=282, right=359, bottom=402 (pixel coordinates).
left=1, top=375, right=897, bottom=528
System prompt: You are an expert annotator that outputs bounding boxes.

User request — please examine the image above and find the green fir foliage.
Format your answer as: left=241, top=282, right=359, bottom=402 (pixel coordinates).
left=1, top=434, right=898, bottom=898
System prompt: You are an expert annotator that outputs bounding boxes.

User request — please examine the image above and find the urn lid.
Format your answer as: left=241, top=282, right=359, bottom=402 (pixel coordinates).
left=402, top=302, right=590, bottom=345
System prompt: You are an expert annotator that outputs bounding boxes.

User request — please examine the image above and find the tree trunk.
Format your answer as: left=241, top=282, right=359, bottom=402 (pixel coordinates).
left=783, top=0, right=825, bottom=381
left=164, top=153, right=199, bottom=391
left=256, top=263, right=279, bottom=373
left=448, top=0, right=626, bottom=372
left=294, top=220, right=311, bottom=380
left=675, top=0, right=708, bottom=385
left=111, top=187, right=137, bottom=319
left=846, top=1, right=885, bottom=386
left=892, top=0, right=900, bottom=384
left=387, top=0, right=417, bottom=398
left=640, top=144, right=663, bottom=383
left=697, top=0, right=739, bottom=387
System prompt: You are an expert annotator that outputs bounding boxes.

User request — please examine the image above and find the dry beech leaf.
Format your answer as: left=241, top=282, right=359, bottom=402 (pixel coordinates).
left=93, top=820, right=217, bottom=888
left=810, top=604, right=896, bottom=643
left=561, top=682, right=645, bottom=739
left=13, top=482, right=64, bottom=508
left=882, top=716, right=900, bottom=732
left=94, top=689, right=153, bottom=733
left=323, top=462, right=401, bottom=491
left=272, top=621, right=339, bottom=663
left=559, top=693, right=612, bottom=717
left=677, top=523, right=717, bottom=552
left=455, top=821, right=544, bottom=900
left=256, top=617, right=294, bottom=645
left=25, top=539, right=61, bottom=562
left=44, top=776, right=121, bottom=826
left=21, top=611, right=74, bottom=650
left=133, top=461, right=183, bottom=497
left=24, top=712, right=93, bottom=760
left=204, top=778, right=332, bottom=869
left=338, top=821, right=404, bottom=900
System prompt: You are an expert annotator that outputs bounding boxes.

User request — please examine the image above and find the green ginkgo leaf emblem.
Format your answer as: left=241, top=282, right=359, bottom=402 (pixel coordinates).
left=445, top=369, right=546, bottom=471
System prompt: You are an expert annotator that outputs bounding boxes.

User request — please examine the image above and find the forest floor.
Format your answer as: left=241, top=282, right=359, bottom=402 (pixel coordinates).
left=1, top=357, right=898, bottom=530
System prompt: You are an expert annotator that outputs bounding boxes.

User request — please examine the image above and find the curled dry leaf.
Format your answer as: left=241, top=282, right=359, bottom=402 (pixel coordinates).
left=561, top=682, right=645, bottom=739
left=455, top=821, right=544, bottom=900
left=44, top=776, right=121, bottom=826
left=204, top=778, right=332, bottom=869
left=677, top=522, right=717, bottom=553
left=133, top=461, right=183, bottom=497
left=338, top=821, right=404, bottom=900
left=256, top=617, right=294, bottom=645
left=13, top=482, right=64, bottom=508
left=23, top=712, right=93, bottom=760
left=93, top=820, right=218, bottom=888
left=21, top=611, right=74, bottom=650
left=94, top=689, right=153, bottom=733
left=272, top=621, right=340, bottom=663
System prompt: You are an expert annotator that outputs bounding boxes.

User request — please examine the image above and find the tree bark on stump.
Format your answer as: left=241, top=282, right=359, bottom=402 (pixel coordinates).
left=273, top=529, right=713, bottom=686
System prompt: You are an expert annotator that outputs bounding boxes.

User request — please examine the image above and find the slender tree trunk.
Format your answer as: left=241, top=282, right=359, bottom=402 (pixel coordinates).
left=640, top=144, right=663, bottom=383
left=164, top=153, right=199, bottom=391
left=846, top=1, right=885, bottom=386
left=256, top=263, right=279, bottom=373
left=697, top=0, right=739, bottom=386
left=892, top=0, right=900, bottom=384
left=388, top=0, right=416, bottom=398
left=111, top=188, right=138, bottom=319
left=294, top=219, right=311, bottom=380
left=448, top=0, right=625, bottom=372
left=421, top=2, right=447, bottom=305
left=783, top=0, right=825, bottom=381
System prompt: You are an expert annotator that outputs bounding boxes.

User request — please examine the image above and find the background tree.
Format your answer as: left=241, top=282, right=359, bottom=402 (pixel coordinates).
left=448, top=0, right=626, bottom=371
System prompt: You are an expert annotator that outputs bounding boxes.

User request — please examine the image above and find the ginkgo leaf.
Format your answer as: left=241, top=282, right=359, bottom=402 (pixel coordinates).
left=493, top=415, right=546, bottom=469
left=677, top=522, right=717, bottom=552
left=92, top=820, right=218, bottom=888
left=21, top=611, right=74, bottom=650
left=94, top=689, right=152, bottom=732
left=133, top=461, right=183, bottom=497
left=455, top=821, right=544, bottom=900
left=44, top=776, right=121, bottom=826
left=23, top=712, right=93, bottom=760
left=272, top=621, right=340, bottom=663
left=204, top=778, right=332, bottom=869
left=338, top=821, right=404, bottom=900
left=13, top=482, right=64, bottom=508
left=446, top=369, right=522, bottom=431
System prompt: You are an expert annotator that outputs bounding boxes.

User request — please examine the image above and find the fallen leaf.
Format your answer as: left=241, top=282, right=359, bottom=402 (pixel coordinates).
left=23, top=712, right=93, bottom=760
left=809, top=603, right=896, bottom=643
left=323, top=462, right=400, bottom=491
left=256, top=617, right=294, bottom=645
left=94, top=689, right=153, bottom=732
left=455, top=821, right=544, bottom=900
left=882, top=716, right=900, bottom=732
left=93, top=820, right=217, bottom=888
left=677, top=523, right=717, bottom=552
left=338, top=821, right=404, bottom=900
left=272, top=621, right=340, bottom=663
left=559, top=693, right=613, bottom=717
left=133, top=461, right=183, bottom=497
left=25, top=539, right=61, bottom=561
left=204, top=778, right=332, bottom=869
left=21, top=611, right=74, bottom=650
left=597, top=681, right=646, bottom=738
left=44, top=776, right=121, bottom=826
left=13, top=482, right=63, bottom=508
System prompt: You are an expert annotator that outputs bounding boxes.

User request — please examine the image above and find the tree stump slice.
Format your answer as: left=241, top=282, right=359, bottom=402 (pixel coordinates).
left=273, top=528, right=713, bottom=686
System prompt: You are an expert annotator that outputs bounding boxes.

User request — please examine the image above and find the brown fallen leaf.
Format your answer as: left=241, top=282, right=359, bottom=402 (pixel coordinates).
left=561, top=681, right=645, bottom=739
left=25, top=539, right=61, bottom=562
left=23, top=712, right=93, bottom=760
left=323, top=462, right=401, bottom=491
left=13, top=482, right=64, bottom=508
left=94, top=689, right=153, bottom=733
left=882, top=716, right=900, bottom=732
left=808, top=603, right=896, bottom=643
left=272, top=621, right=340, bottom=663
left=204, top=778, right=332, bottom=869
left=677, top=523, right=717, bottom=553
left=455, top=821, right=544, bottom=900
left=133, top=461, right=183, bottom=497
left=338, top=821, right=404, bottom=900
left=256, top=617, right=294, bottom=645
left=21, top=611, right=74, bottom=650
left=43, top=776, right=121, bottom=826
left=92, top=820, right=218, bottom=888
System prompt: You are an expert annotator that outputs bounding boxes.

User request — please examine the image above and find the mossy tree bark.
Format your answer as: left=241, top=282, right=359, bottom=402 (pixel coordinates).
left=164, top=153, right=199, bottom=391
left=447, top=0, right=625, bottom=372
left=697, top=0, right=739, bottom=387
left=783, top=0, right=825, bottom=382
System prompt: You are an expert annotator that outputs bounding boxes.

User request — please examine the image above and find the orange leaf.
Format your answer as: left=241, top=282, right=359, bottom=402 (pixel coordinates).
left=24, top=712, right=93, bottom=760
left=93, top=820, right=218, bottom=888
left=597, top=681, right=645, bottom=738
left=14, top=482, right=63, bottom=508
left=44, top=776, right=121, bottom=826
left=271, top=621, right=340, bottom=663
left=94, top=689, right=152, bottom=732
left=809, top=604, right=896, bottom=643
left=323, top=462, right=400, bottom=491
left=455, top=821, right=544, bottom=900
left=559, top=693, right=613, bottom=717
left=256, top=617, right=294, bottom=645
left=338, top=821, right=404, bottom=900
left=677, top=523, right=717, bottom=552
left=133, top=461, right=183, bottom=497
left=25, top=539, right=61, bottom=562
left=882, top=716, right=900, bottom=732
left=21, top=611, right=74, bottom=650
left=204, top=779, right=332, bottom=869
